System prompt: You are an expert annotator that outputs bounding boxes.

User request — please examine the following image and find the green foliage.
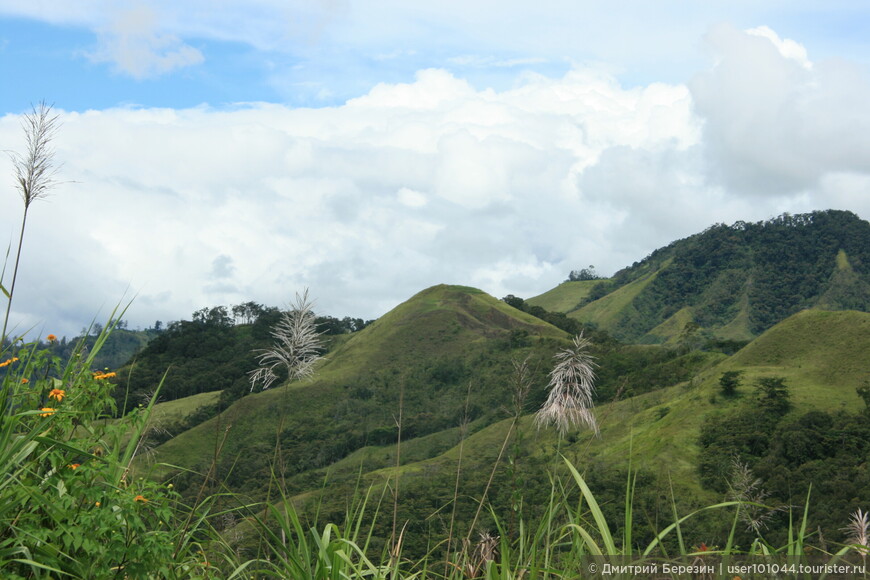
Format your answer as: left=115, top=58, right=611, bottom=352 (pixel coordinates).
left=718, top=370, right=743, bottom=398
left=567, top=266, right=601, bottom=281
left=755, top=376, right=792, bottom=416
left=699, top=396, right=870, bottom=549
left=552, top=210, right=870, bottom=342
left=0, top=323, right=235, bottom=578
left=113, top=303, right=373, bottom=418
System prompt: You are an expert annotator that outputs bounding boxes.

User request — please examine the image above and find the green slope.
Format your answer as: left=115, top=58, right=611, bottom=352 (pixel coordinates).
left=164, top=293, right=868, bottom=557
left=342, top=309, right=870, bottom=518
left=526, top=280, right=602, bottom=312
left=534, top=210, right=870, bottom=343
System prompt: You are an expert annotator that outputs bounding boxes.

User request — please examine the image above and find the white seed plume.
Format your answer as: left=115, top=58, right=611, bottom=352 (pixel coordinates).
left=9, top=101, right=61, bottom=209
left=249, top=289, right=323, bottom=391
left=535, top=333, right=599, bottom=435
left=844, top=508, right=870, bottom=556
left=727, top=458, right=779, bottom=533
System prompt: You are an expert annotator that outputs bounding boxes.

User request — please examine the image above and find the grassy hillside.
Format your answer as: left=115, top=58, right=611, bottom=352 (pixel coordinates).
left=132, top=280, right=870, bottom=559
left=140, top=285, right=570, bottom=487
left=305, top=308, right=870, bottom=554
left=534, top=210, right=870, bottom=343
left=526, top=280, right=601, bottom=312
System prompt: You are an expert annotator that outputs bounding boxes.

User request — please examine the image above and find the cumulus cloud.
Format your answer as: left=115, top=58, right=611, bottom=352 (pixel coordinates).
left=1, top=32, right=868, bottom=338
left=691, top=23, right=870, bottom=196
left=86, top=5, right=204, bottom=79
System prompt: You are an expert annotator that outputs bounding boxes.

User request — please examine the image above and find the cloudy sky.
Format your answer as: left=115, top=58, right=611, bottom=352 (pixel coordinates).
left=1, top=1, right=870, bottom=339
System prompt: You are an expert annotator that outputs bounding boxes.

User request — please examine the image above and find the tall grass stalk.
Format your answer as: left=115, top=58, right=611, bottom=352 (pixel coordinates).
left=390, top=377, right=405, bottom=562
left=2, top=102, right=60, bottom=345
left=249, top=288, right=323, bottom=391
left=444, top=380, right=473, bottom=577
left=464, top=356, right=533, bottom=550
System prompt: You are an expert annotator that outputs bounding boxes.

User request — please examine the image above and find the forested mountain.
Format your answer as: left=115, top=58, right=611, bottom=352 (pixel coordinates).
left=530, top=210, right=870, bottom=342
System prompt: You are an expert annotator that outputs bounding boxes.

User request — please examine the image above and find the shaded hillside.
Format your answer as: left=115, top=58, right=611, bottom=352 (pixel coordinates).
left=111, top=306, right=369, bottom=414
left=532, top=210, right=870, bottom=342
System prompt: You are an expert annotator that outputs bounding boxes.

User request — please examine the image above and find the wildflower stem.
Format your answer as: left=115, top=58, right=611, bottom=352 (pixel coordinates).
left=1, top=207, right=29, bottom=346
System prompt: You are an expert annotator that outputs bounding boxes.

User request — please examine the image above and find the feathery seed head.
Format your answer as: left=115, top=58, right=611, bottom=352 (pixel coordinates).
left=9, top=102, right=61, bottom=209
left=535, top=333, right=599, bottom=435
left=844, top=509, right=870, bottom=555
left=249, top=289, right=323, bottom=391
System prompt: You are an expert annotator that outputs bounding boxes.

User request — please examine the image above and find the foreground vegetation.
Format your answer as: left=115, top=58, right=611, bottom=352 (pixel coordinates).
left=3, top=324, right=870, bottom=578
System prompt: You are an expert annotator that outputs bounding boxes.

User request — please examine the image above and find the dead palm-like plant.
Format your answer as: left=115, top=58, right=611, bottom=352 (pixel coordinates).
left=2, top=102, right=61, bottom=344
left=249, top=289, right=323, bottom=391
left=843, top=508, right=870, bottom=557
left=535, top=333, right=599, bottom=435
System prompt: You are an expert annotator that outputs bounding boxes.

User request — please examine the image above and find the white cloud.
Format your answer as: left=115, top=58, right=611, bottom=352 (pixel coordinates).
left=691, top=23, right=870, bottom=196
left=397, top=187, right=428, bottom=207
left=1, top=26, right=868, bottom=338
left=746, top=26, right=812, bottom=70
left=86, top=5, right=204, bottom=79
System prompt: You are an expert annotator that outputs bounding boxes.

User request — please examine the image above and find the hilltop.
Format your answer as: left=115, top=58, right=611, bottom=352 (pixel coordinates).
left=529, top=210, right=870, bottom=343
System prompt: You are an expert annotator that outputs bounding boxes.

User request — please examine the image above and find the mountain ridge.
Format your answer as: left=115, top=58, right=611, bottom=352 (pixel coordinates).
left=529, top=209, right=870, bottom=343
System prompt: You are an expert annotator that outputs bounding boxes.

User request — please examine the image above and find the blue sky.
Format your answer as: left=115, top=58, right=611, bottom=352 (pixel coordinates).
left=1, top=2, right=870, bottom=339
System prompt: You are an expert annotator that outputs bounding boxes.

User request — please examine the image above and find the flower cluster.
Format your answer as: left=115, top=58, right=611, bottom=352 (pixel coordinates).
left=93, top=370, right=117, bottom=380
left=0, top=356, right=19, bottom=368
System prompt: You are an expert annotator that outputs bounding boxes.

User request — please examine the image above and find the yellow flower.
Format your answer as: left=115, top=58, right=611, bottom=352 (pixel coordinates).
left=46, top=334, right=58, bottom=343
left=67, top=463, right=80, bottom=470
left=133, top=495, right=148, bottom=503
left=20, top=378, right=29, bottom=384
left=93, top=371, right=117, bottom=380
left=48, top=388, right=65, bottom=402
left=39, top=407, right=55, bottom=417
left=94, top=501, right=101, bottom=507
left=0, top=357, right=18, bottom=368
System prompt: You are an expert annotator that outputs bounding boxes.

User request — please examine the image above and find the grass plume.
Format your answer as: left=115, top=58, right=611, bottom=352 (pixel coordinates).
left=535, top=333, right=599, bottom=435
left=249, top=288, right=323, bottom=391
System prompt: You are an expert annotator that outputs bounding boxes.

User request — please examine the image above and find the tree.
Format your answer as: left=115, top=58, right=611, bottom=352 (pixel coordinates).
left=192, top=306, right=233, bottom=327
left=502, top=294, right=526, bottom=310
left=568, top=265, right=600, bottom=282
left=755, top=376, right=791, bottom=416
left=719, top=370, right=743, bottom=398
left=232, top=301, right=265, bottom=325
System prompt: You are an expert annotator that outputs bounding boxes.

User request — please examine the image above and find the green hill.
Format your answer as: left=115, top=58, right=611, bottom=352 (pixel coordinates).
left=530, top=210, right=870, bottom=343
left=141, top=285, right=570, bottom=487
left=130, top=279, right=870, bottom=557
left=325, top=308, right=870, bottom=552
